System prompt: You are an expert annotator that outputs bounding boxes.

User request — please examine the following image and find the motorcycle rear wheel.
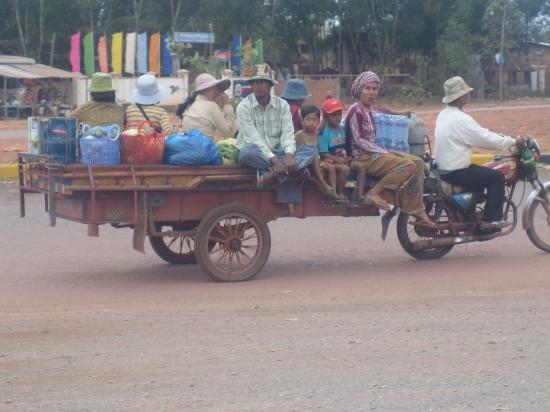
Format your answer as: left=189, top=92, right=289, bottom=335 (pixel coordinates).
left=525, top=198, right=550, bottom=252
left=397, top=200, right=457, bottom=260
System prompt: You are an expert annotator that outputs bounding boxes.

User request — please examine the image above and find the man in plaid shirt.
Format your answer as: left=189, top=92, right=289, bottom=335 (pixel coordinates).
left=236, top=63, right=317, bottom=185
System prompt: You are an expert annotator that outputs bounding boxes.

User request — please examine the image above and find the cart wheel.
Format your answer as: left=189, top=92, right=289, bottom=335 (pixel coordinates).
left=195, top=203, right=271, bottom=282
left=149, top=222, right=199, bottom=264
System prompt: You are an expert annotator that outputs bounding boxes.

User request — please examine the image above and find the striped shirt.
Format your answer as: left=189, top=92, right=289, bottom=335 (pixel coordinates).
left=344, top=102, right=388, bottom=157
left=125, top=104, right=179, bottom=135
left=236, top=93, right=295, bottom=159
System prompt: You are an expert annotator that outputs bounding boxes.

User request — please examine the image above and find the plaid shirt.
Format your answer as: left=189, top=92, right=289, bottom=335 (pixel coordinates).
left=236, top=93, right=296, bottom=159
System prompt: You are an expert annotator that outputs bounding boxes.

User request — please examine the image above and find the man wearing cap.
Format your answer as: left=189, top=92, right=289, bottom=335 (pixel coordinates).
left=434, top=76, right=521, bottom=227
left=68, top=72, right=125, bottom=128
left=281, top=79, right=311, bottom=132
left=236, top=63, right=317, bottom=184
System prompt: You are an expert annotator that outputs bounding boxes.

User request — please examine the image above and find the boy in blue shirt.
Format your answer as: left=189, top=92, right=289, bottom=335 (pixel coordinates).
left=318, top=98, right=367, bottom=202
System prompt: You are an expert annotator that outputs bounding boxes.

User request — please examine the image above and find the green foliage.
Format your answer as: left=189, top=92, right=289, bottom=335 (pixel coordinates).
left=0, top=0, right=549, bottom=101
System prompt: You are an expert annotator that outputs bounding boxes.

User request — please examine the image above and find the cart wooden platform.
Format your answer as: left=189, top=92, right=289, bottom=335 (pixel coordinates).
left=18, top=153, right=379, bottom=281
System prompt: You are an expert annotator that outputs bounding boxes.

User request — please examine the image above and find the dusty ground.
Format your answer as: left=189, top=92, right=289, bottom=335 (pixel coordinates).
left=2, top=177, right=550, bottom=411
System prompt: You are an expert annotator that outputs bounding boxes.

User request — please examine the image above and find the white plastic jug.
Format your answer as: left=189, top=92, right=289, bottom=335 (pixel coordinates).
left=408, top=114, right=425, bottom=145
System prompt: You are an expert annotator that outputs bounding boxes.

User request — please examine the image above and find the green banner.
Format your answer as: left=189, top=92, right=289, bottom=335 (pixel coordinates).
left=83, top=32, right=95, bottom=77
left=253, top=38, right=263, bottom=64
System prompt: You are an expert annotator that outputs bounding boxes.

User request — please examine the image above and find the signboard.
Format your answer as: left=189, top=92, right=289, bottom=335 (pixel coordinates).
left=213, top=49, right=231, bottom=61
left=232, top=80, right=252, bottom=99
left=494, top=53, right=505, bottom=65
left=173, top=32, right=215, bottom=44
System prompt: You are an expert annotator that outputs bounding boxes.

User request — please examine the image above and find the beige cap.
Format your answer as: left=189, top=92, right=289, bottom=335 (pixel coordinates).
left=442, top=76, right=474, bottom=104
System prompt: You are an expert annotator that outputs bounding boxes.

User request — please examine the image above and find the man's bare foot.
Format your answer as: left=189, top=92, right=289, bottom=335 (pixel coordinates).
left=362, top=192, right=392, bottom=211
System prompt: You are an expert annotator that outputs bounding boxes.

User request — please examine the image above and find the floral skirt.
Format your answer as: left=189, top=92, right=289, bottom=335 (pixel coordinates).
left=357, top=152, right=425, bottom=215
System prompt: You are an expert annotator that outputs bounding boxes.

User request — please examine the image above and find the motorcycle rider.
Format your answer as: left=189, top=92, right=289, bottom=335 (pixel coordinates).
left=434, top=76, right=522, bottom=231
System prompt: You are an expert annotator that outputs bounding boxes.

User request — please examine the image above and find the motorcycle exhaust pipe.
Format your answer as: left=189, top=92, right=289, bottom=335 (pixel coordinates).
left=412, top=233, right=497, bottom=251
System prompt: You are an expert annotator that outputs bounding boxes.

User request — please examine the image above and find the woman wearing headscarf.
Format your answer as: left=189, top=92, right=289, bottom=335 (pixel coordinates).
left=344, top=71, right=434, bottom=227
left=177, top=73, right=235, bottom=140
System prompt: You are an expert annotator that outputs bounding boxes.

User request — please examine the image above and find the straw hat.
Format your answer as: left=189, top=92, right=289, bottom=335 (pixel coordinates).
left=88, top=73, right=114, bottom=93
left=248, top=63, right=277, bottom=85
left=194, top=73, right=231, bottom=93
left=442, top=76, right=474, bottom=104
left=132, top=74, right=167, bottom=105
left=281, top=79, right=310, bottom=100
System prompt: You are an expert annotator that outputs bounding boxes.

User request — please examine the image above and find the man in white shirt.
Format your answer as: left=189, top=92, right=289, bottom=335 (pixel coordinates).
left=236, top=63, right=317, bottom=185
left=434, top=76, right=519, bottom=225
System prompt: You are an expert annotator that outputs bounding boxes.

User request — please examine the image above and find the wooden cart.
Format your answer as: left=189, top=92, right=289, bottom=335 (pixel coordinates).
left=18, top=153, right=379, bottom=281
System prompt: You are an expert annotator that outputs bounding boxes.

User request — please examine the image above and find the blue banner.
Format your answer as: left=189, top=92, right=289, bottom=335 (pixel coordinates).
left=137, top=32, right=148, bottom=74
left=231, top=35, right=241, bottom=76
left=161, top=33, right=173, bottom=76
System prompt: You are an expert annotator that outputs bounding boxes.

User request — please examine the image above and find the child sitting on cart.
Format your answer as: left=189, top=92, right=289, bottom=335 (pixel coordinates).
left=318, top=99, right=368, bottom=203
left=294, top=106, right=348, bottom=204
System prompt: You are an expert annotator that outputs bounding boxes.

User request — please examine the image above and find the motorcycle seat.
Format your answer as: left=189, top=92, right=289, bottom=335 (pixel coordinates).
left=427, top=170, right=463, bottom=195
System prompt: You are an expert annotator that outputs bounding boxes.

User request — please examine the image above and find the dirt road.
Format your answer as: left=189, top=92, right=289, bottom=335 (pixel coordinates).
left=2, top=180, right=550, bottom=411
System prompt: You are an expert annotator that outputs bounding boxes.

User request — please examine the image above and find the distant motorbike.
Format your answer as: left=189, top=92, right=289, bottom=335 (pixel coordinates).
left=394, top=137, right=550, bottom=258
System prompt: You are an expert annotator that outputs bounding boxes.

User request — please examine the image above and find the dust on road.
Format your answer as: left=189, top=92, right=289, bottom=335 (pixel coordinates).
left=1, top=181, right=550, bottom=411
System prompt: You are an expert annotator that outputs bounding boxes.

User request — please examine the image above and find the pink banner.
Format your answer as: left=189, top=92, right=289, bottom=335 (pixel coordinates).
left=70, top=32, right=81, bottom=73
left=98, top=36, right=108, bottom=73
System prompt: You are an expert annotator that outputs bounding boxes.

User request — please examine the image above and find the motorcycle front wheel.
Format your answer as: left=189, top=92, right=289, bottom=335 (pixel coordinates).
left=525, top=197, right=550, bottom=252
left=396, top=199, right=457, bottom=260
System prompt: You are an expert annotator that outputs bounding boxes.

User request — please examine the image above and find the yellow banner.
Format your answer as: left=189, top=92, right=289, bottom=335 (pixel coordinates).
left=111, top=32, right=123, bottom=73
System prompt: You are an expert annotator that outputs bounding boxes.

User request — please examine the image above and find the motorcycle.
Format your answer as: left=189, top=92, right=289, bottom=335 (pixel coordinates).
left=391, top=137, right=550, bottom=259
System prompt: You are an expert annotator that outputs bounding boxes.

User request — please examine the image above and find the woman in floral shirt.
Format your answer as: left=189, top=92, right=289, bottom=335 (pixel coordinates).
left=345, top=71, right=434, bottom=227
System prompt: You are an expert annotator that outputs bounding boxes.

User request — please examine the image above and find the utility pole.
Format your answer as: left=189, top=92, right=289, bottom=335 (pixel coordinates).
left=499, top=0, right=507, bottom=101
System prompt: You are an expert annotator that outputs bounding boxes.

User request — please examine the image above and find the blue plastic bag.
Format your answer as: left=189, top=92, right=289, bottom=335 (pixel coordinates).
left=163, top=129, right=223, bottom=166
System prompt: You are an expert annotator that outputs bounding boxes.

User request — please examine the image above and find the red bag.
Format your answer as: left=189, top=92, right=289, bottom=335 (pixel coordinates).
left=120, top=120, right=165, bottom=164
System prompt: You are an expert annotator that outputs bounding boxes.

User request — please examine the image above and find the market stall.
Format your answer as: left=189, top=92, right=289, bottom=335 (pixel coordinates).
left=0, top=55, right=84, bottom=118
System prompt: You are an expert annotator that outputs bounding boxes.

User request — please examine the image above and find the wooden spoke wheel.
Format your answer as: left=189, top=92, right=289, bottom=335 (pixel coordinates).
left=195, top=204, right=271, bottom=282
left=149, top=221, right=200, bottom=265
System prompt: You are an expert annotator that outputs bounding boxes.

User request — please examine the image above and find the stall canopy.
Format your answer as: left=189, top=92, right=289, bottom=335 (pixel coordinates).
left=1, top=55, right=84, bottom=117
left=0, top=55, right=84, bottom=79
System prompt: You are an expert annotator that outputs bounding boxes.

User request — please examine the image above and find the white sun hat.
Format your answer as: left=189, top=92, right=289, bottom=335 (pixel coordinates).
left=132, top=74, right=167, bottom=105
left=442, top=76, right=474, bottom=104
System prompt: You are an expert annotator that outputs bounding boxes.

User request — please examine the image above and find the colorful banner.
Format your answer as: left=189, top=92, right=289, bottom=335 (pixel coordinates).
left=214, top=49, right=231, bottom=61
left=149, top=32, right=160, bottom=74
left=111, top=32, right=123, bottom=73
left=98, top=35, right=108, bottom=73
left=137, top=32, right=148, bottom=74
left=125, top=32, right=136, bottom=75
left=231, top=35, right=241, bottom=75
left=69, top=32, right=81, bottom=73
left=253, top=38, right=263, bottom=64
left=83, top=32, right=94, bottom=77
left=161, top=33, right=173, bottom=76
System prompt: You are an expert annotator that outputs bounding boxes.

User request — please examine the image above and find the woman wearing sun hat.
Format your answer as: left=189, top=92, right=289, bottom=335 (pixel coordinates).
left=281, top=79, right=311, bottom=132
left=177, top=73, right=235, bottom=140
left=125, top=73, right=178, bottom=135
left=68, top=72, right=125, bottom=128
